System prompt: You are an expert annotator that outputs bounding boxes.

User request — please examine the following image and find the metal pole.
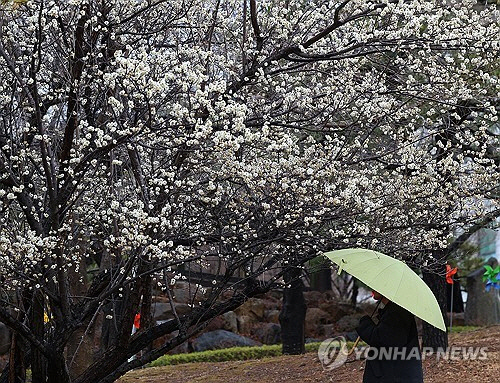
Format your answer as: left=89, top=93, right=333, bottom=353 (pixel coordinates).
left=449, top=281, right=454, bottom=332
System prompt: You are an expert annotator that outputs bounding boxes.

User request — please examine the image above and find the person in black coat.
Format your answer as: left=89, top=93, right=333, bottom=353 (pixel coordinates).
left=355, top=291, right=423, bottom=383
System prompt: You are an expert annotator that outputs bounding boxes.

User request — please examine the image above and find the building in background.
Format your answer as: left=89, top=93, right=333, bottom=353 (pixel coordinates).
left=476, top=228, right=500, bottom=261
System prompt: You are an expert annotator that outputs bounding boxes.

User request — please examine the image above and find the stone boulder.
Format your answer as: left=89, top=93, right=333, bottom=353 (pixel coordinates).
left=251, top=323, right=281, bottom=345
left=318, top=324, right=335, bottom=338
left=265, top=309, right=281, bottom=324
left=222, top=311, right=239, bottom=333
left=303, top=291, right=325, bottom=307
left=318, top=301, right=355, bottom=323
left=261, top=296, right=281, bottom=311
left=336, top=314, right=363, bottom=332
left=234, top=298, right=268, bottom=334
left=170, top=281, right=208, bottom=304
left=237, top=314, right=255, bottom=334
left=266, top=290, right=283, bottom=301
left=152, top=295, right=169, bottom=303
left=191, top=329, right=261, bottom=352
left=152, top=302, right=191, bottom=320
left=205, top=311, right=239, bottom=333
left=234, top=298, right=266, bottom=320
left=305, top=307, right=332, bottom=337
left=204, top=316, right=226, bottom=332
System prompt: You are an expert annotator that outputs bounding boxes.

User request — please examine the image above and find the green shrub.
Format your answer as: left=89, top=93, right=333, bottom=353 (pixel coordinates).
left=149, top=341, right=357, bottom=367
left=448, top=325, right=480, bottom=333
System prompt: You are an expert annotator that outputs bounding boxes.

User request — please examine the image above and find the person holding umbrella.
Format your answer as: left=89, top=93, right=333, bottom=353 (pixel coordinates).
left=324, top=248, right=447, bottom=383
left=355, top=290, right=423, bottom=383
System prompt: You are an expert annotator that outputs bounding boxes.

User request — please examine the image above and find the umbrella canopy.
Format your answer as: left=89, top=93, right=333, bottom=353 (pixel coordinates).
left=325, top=248, right=446, bottom=332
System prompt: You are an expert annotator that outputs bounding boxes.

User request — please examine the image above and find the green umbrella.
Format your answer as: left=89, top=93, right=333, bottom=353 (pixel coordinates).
left=324, top=248, right=446, bottom=332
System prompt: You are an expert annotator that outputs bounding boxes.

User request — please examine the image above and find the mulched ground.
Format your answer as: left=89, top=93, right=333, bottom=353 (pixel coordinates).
left=117, top=325, right=500, bottom=383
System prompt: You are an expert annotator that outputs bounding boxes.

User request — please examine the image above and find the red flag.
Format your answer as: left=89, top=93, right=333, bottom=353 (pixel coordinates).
left=134, top=313, right=141, bottom=329
left=446, top=264, right=458, bottom=284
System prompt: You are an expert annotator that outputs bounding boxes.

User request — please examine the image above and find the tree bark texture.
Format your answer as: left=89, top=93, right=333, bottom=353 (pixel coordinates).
left=279, top=267, right=306, bottom=355
left=422, top=268, right=448, bottom=350
left=309, top=265, right=332, bottom=292
left=464, top=257, right=500, bottom=325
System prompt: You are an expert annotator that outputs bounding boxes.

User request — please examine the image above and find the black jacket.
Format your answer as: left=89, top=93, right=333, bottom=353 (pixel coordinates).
left=355, top=302, right=423, bottom=383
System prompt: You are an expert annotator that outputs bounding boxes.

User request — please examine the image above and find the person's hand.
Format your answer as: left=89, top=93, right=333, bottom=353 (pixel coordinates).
left=356, top=315, right=375, bottom=339
left=358, top=315, right=373, bottom=325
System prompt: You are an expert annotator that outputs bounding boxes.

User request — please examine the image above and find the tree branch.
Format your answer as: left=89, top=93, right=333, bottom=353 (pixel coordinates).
left=0, top=306, right=51, bottom=358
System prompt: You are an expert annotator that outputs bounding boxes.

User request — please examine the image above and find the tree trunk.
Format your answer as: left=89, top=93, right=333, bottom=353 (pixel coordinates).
left=67, top=325, right=95, bottom=381
left=139, top=274, right=154, bottom=356
left=446, top=275, right=464, bottom=313
left=66, top=253, right=92, bottom=380
left=8, top=333, right=25, bottom=383
left=30, top=291, right=46, bottom=383
left=100, top=299, right=124, bottom=351
left=464, top=257, right=500, bottom=325
left=310, top=267, right=332, bottom=292
left=309, top=258, right=332, bottom=292
left=350, top=281, right=359, bottom=307
left=279, top=267, right=306, bottom=355
left=46, top=354, right=70, bottom=383
left=8, top=291, right=27, bottom=383
left=422, top=269, right=448, bottom=350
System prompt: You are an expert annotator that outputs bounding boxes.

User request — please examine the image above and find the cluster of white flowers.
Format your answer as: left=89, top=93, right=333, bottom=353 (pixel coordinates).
left=0, top=0, right=497, bottom=323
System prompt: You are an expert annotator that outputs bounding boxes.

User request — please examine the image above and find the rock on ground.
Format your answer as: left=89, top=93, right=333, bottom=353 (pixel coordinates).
left=191, top=329, right=262, bottom=352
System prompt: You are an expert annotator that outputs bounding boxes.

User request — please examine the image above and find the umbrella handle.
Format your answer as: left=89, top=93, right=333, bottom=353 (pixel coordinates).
left=348, top=336, right=361, bottom=355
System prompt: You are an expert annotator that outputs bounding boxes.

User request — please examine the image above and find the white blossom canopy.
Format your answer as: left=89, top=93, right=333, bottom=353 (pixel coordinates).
left=0, top=0, right=498, bottom=284
left=0, top=0, right=498, bottom=379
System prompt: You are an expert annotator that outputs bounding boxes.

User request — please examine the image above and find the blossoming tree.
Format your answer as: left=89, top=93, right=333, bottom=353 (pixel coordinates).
left=0, top=0, right=498, bottom=381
